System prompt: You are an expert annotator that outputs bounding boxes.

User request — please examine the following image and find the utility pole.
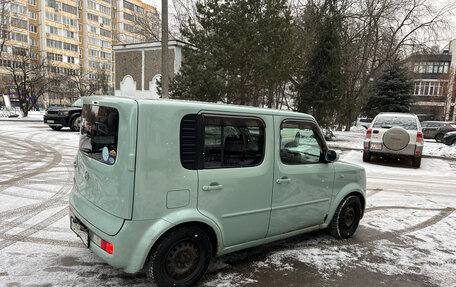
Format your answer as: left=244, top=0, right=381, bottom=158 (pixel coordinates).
left=161, top=0, right=169, bottom=98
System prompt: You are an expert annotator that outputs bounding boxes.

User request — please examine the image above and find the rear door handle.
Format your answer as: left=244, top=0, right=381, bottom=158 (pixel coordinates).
left=202, top=184, right=223, bottom=191
left=276, top=177, right=291, bottom=184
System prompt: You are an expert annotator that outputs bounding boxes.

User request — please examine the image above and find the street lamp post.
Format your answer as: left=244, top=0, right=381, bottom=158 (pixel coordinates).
left=161, top=0, right=169, bottom=98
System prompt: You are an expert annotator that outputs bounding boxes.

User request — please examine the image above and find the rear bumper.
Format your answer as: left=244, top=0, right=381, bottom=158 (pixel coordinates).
left=363, top=140, right=423, bottom=157
left=44, top=115, right=69, bottom=126
left=69, top=188, right=173, bottom=273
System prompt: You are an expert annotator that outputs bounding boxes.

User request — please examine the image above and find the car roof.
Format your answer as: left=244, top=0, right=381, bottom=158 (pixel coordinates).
left=86, top=96, right=316, bottom=120
left=376, top=112, right=417, bottom=118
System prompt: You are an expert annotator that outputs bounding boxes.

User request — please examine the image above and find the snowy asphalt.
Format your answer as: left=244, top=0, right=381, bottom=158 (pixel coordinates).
left=0, top=122, right=455, bottom=286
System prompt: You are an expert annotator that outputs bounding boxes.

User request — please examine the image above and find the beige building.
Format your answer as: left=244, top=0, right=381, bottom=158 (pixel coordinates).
left=0, top=0, right=158, bottom=106
left=113, top=40, right=186, bottom=98
left=407, top=39, right=456, bottom=122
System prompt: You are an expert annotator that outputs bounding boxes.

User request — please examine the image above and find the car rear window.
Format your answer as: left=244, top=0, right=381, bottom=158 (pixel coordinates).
left=372, top=116, right=418, bottom=130
left=79, top=105, right=119, bottom=165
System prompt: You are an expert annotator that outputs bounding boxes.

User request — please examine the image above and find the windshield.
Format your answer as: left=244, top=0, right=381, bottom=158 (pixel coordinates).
left=372, top=116, right=418, bottom=130
left=71, top=99, right=83, bottom=107
left=79, top=104, right=119, bottom=165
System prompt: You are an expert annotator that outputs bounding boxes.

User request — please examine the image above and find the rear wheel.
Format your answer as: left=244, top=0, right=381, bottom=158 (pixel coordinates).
left=362, top=151, right=371, bottom=162
left=50, top=126, right=62, bottom=131
left=435, top=133, right=444, bottom=143
left=70, top=116, right=81, bottom=132
left=412, top=156, right=421, bottom=168
left=146, top=227, right=212, bottom=287
left=328, top=195, right=362, bottom=239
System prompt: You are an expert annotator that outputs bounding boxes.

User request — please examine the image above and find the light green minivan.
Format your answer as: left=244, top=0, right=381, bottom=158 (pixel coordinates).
left=69, top=96, right=366, bottom=287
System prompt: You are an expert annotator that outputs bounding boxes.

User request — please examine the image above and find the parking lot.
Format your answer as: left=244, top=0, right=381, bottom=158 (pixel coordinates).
left=0, top=121, right=455, bottom=286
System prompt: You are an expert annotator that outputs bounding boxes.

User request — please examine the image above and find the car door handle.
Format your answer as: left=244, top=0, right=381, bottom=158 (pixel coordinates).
left=202, top=184, right=223, bottom=191
left=276, top=177, right=291, bottom=184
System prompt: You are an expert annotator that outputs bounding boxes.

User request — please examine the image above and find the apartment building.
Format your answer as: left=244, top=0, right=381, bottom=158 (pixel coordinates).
left=406, top=40, right=456, bottom=122
left=0, top=0, right=158, bottom=106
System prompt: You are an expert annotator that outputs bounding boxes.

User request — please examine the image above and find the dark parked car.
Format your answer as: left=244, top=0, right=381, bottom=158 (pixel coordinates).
left=420, top=121, right=456, bottom=142
left=44, top=99, right=82, bottom=131
left=443, top=131, right=456, bottom=146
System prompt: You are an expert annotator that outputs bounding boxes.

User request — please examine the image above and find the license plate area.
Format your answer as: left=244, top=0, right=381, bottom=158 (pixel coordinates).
left=70, top=216, right=89, bottom=247
left=370, top=143, right=382, bottom=150
left=47, top=120, right=54, bottom=123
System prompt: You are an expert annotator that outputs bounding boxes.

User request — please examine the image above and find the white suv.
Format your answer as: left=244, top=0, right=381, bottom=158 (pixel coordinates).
left=363, top=113, right=423, bottom=167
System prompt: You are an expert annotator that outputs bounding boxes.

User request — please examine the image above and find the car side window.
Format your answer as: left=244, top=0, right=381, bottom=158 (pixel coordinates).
left=201, top=114, right=265, bottom=169
left=280, top=120, right=324, bottom=165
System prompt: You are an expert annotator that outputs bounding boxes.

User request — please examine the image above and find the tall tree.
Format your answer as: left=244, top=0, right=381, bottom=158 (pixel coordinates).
left=361, top=62, right=414, bottom=117
left=7, top=49, right=59, bottom=117
left=170, top=0, right=293, bottom=107
left=293, top=0, right=345, bottom=128
left=337, top=0, right=455, bottom=130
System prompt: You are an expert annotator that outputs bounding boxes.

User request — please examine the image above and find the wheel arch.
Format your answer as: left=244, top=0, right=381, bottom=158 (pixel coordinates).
left=151, top=221, right=219, bottom=257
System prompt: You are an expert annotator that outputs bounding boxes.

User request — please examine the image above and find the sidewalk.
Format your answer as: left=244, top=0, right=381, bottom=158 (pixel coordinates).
left=0, top=111, right=44, bottom=122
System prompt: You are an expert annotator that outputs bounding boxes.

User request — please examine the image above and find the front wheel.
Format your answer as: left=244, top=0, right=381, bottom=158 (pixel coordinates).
left=435, top=133, right=444, bottom=143
left=146, top=227, right=212, bottom=287
left=328, top=195, right=362, bottom=239
left=70, top=116, right=81, bottom=132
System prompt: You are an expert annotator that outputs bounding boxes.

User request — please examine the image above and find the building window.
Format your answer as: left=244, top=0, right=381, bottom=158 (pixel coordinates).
left=413, top=81, right=448, bottom=96
left=29, top=24, right=37, bottom=33
left=29, top=38, right=38, bottom=46
left=11, top=32, right=28, bottom=43
left=28, top=0, right=37, bottom=5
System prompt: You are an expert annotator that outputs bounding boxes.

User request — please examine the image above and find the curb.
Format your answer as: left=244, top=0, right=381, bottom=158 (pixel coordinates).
left=327, top=145, right=456, bottom=161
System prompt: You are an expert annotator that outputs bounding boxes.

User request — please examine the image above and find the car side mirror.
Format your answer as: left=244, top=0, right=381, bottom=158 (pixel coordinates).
left=326, top=149, right=339, bottom=162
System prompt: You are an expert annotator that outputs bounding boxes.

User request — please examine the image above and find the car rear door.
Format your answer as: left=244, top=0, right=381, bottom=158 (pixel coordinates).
left=74, top=97, right=138, bottom=220
left=197, top=113, right=274, bottom=247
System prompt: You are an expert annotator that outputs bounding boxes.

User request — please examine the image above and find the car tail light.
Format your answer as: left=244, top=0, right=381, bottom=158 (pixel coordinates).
left=366, top=129, right=372, bottom=139
left=417, top=131, right=423, bottom=143
left=449, top=125, right=456, bottom=130
left=101, top=239, right=114, bottom=254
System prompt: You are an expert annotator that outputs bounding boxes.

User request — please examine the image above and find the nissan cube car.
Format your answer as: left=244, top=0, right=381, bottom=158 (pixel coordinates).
left=363, top=112, right=423, bottom=167
left=69, top=96, right=366, bottom=287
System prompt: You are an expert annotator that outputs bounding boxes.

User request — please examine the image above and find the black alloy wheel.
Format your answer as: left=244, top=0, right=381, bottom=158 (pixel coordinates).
left=147, top=227, right=212, bottom=287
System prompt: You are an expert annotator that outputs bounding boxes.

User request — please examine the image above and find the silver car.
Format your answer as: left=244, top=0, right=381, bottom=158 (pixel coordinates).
left=363, top=113, right=423, bottom=168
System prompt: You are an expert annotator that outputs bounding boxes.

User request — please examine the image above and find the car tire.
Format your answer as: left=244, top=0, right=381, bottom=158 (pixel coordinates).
left=146, top=227, right=212, bottom=287
left=50, top=126, right=62, bottom=131
left=328, top=195, right=362, bottom=239
left=435, top=134, right=444, bottom=143
left=70, top=116, right=81, bottom=132
left=362, top=151, right=371, bottom=162
left=412, top=156, right=421, bottom=168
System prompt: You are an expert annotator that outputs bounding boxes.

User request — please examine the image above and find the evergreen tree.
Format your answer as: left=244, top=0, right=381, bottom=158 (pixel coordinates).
left=294, top=0, right=345, bottom=129
left=170, top=0, right=293, bottom=106
left=361, top=62, right=414, bottom=118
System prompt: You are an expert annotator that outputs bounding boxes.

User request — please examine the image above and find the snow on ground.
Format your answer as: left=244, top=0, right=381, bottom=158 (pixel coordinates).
left=327, top=126, right=456, bottom=158
left=0, top=121, right=455, bottom=286
left=0, top=110, right=44, bottom=121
